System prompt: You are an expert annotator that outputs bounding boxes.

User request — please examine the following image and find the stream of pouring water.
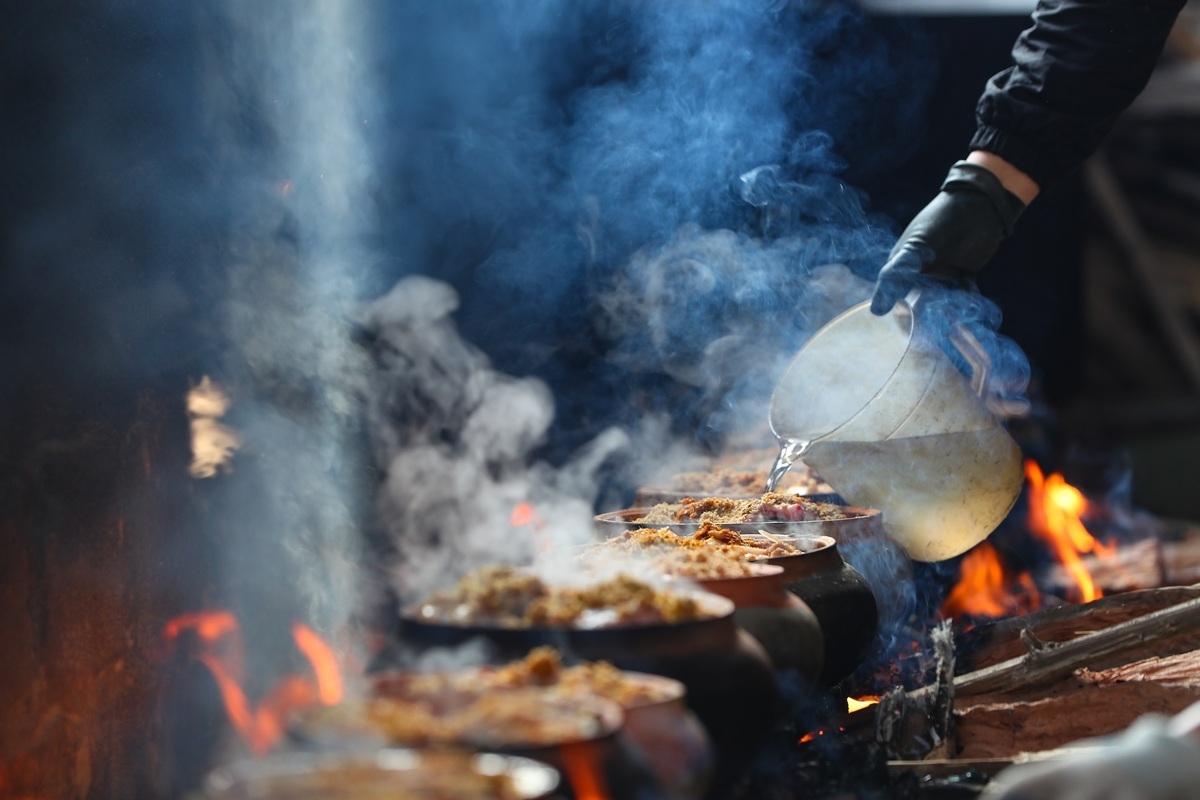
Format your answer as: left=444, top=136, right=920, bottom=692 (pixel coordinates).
left=765, top=438, right=810, bottom=493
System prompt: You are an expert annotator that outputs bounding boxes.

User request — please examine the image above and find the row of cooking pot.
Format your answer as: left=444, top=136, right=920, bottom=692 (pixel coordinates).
left=200, top=503, right=887, bottom=799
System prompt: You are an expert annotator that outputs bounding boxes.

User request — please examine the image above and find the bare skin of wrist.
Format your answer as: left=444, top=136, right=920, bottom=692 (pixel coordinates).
left=966, top=150, right=1041, bottom=205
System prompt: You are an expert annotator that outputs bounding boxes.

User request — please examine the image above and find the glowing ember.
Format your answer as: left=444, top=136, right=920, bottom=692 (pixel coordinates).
left=511, top=502, right=537, bottom=527
left=1025, top=460, right=1108, bottom=603
left=186, top=376, right=242, bottom=478
left=164, top=611, right=343, bottom=755
left=511, top=501, right=551, bottom=554
left=941, top=542, right=1040, bottom=619
left=558, top=741, right=610, bottom=800
left=798, top=727, right=844, bottom=744
left=846, top=695, right=880, bottom=713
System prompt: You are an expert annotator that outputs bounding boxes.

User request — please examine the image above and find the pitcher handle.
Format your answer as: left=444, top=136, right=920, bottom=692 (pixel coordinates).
left=948, top=324, right=989, bottom=398
left=907, top=289, right=1031, bottom=418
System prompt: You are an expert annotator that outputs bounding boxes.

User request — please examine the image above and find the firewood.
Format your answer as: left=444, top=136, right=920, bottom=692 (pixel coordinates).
left=954, top=594, right=1200, bottom=696
left=1081, top=647, right=1200, bottom=685
left=954, top=681, right=1200, bottom=759
left=1164, top=528, right=1200, bottom=585
left=956, top=646, right=1200, bottom=759
left=958, top=585, right=1200, bottom=671
left=1037, top=537, right=1163, bottom=595
left=854, top=592, right=1200, bottom=761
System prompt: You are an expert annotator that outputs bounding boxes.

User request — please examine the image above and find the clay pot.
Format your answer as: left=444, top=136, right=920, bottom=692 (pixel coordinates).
left=396, top=594, right=780, bottom=777
left=757, top=534, right=878, bottom=687
left=292, top=686, right=650, bottom=799
left=203, top=748, right=561, bottom=799
left=593, top=506, right=891, bottom=686
left=685, top=566, right=824, bottom=683
left=593, top=504, right=880, bottom=541
left=634, top=487, right=842, bottom=506
left=617, top=673, right=713, bottom=800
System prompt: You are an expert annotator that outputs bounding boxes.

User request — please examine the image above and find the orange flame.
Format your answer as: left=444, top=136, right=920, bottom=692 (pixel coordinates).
left=164, top=612, right=343, bottom=756
left=511, top=502, right=551, bottom=555
left=941, top=542, right=1040, bottom=619
left=1025, top=461, right=1107, bottom=603
left=798, top=727, right=845, bottom=744
left=291, top=622, right=344, bottom=705
left=846, top=695, right=880, bottom=713
left=511, top=502, right=537, bottom=527
left=186, top=377, right=242, bottom=478
left=941, top=461, right=1109, bottom=619
left=558, top=741, right=611, bottom=800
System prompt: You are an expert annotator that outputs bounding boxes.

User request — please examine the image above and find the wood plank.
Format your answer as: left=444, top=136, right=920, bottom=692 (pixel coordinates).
left=955, top=681, right=1200, bottom=759
left=952, top=594, right=1200, bottom=697
left=1081, top=647, right=1200, bottom=684
left=958, top=585, right=1200, bottom=671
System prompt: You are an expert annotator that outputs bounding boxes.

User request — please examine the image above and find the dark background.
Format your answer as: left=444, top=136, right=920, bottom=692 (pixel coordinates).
left=3, top=1, right=1190, bottom=797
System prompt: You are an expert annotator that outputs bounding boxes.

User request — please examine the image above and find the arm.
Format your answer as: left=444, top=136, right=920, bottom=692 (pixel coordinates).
left=871, top=0, right=1186, bottom=315
left=974, top=0, right=1188, bottom=188
left=966, top=151, right=1039, bottom=205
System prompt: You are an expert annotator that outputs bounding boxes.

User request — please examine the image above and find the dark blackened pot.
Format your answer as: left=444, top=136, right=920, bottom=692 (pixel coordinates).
left=203, top=749, right=561, bottom=800
left=689, top=566, right=824, bottom=685
left=396, top=594, right=779, bottom=774
left=762, top=534, right=878, bottom=687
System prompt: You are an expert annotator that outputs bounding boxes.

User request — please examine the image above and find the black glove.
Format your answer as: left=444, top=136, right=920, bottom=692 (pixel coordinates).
left=870, top=161, right=1026, bottom=316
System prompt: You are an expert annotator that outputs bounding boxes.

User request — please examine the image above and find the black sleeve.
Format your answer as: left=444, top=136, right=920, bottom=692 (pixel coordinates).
left=970, top=0, right=1187, bottom=187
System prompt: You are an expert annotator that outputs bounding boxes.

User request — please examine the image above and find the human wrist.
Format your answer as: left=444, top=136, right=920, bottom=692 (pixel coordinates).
left=967, top=150, right=1040, bottom=205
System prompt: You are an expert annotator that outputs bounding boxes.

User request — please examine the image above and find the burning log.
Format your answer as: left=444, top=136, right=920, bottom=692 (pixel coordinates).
left=947, top=591, right=1200, bottom=698
left=955, top=680, right=1200, bottom=759
left=1037, top=537, right=1165, bottom=596
left=955, top=648, right=1200, bottom=759
left=856, top=590, right=1200, bottom=764
left=1163, top=523, right=1200, bottom=585
left=958, top=585, right=1200, bottom=671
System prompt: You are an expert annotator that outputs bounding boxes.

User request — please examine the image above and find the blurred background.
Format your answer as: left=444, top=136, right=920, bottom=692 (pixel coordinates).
left=6, top=0, right=1200, bottom=797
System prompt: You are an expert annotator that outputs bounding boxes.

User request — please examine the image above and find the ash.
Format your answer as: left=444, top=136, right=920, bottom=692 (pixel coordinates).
left=724, top=629, right=987, bottom=800
left=726, top=712, right=988, bottom=800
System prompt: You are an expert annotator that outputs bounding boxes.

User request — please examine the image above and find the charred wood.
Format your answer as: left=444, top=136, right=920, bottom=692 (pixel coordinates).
left=949, top=593, right=1200, bottom=697
left=955, top=680, right=1200, bottom=759
left=956, top=585, right=1200, bottom=672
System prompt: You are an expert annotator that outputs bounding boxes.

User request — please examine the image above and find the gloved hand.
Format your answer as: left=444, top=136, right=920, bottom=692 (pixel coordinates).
left=870, top=160, right=1026, bottom=316
left=979, top=715, right=1200, bottom=800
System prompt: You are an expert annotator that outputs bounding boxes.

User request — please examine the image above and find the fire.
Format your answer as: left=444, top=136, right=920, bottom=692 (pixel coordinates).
left=941, top=461, right=1110, bottom=619
left=291, top=622, right=344, bottom=704
left=1025, top=460, right=1109, bottom=603
left=511, top=501, right=551, bottom=555
left=511, top=502, right=538, bottom=527
left=164, top=611, right=343, bottom=756
left=846, top=695, right=880, bottom=713
left=796, top=698, right=878, bottom=744
left=798, top=727, right=845, bottom=744
left=558, top=741, right=611, bottom=800
left=941, top=542, right=1040, bottom=619
left=186, top=376, right=242, bottom=478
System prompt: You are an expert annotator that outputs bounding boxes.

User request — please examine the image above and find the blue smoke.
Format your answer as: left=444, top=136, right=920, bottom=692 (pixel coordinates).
left=367, top=0, right=938, bottom=451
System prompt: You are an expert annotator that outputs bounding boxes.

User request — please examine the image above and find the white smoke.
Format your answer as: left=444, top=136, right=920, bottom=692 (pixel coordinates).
left=361, top=275, right=630, bottom=605
left=201, top=0, right=378, bottom=640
